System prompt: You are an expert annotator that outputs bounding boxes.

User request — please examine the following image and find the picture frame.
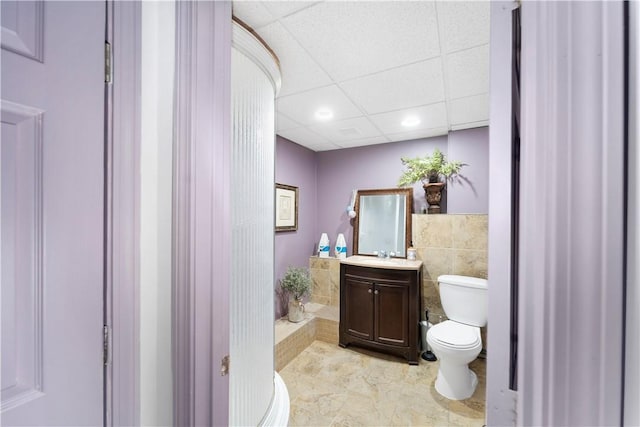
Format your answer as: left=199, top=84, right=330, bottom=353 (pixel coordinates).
left=275, top=183, right=298, bottom=232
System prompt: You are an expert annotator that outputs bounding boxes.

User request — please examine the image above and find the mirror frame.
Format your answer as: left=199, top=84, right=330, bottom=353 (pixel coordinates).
left=353, top=188, right=413, bottom=258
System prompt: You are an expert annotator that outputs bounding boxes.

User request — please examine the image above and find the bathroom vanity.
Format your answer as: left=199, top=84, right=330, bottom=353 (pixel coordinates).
left=339, top=256, right=423, bottom=365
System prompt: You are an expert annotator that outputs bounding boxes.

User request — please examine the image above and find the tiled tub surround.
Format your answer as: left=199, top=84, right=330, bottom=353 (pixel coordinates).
left=309, top=256, right=341, bottom=307
left=275, top=303, right=338, bottom=371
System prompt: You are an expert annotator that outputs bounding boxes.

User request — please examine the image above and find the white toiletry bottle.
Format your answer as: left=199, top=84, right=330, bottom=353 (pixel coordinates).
left=335, top=233, right=347, bottom=259
left=318, top=233, right=330, bottom=258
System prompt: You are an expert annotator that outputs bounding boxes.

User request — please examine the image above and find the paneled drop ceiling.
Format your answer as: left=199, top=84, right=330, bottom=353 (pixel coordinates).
left=233, top=1, right=490, bottom=152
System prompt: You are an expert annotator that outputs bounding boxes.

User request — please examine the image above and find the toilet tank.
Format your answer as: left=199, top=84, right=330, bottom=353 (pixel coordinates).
left=438, top=275, right=488, bottom=327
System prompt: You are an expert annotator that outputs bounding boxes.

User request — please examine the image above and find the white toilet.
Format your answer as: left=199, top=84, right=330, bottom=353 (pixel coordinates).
left=426, top=274, right=488, bottom=400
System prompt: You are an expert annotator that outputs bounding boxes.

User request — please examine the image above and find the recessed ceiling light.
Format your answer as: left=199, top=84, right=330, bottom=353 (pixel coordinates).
left=315, top=109, right=334, bottom=121
left=401, top=116, right=421, bottom=127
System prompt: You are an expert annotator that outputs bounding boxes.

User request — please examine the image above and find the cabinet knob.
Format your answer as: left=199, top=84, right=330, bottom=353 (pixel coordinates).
left=368, top=289, right=372, bottom=294
left=374, top=290, right=379, bottom=295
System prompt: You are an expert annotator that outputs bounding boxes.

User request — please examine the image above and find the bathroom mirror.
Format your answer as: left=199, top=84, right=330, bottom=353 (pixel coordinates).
left=353, top=188, right=413, bottom=258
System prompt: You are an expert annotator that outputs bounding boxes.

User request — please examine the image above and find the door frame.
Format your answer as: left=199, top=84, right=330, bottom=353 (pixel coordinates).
left=625, top=1, right=639, bottom=425
left=486, top=2, right=518, bottom=424
left=105, top=2, right=234, bottom=425
left=516, top=1, right=625, bottom=425
left=105, top=1, right=142, bottom=425
left=172, top=2, right=232, bottom=426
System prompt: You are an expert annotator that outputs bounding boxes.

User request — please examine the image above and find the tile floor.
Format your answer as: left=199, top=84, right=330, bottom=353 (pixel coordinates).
left=279, top=341, right=486, bottom=427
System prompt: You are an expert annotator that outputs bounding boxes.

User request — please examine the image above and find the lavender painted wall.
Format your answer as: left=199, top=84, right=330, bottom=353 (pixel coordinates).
left=315, top=137, right=447, bottom=255
left=315, top=129, right=488, bottom=255
left=447, top=127, right=489, bottom=214
left=274, top=129, right=489, bottom=318
left=275, top=136, right=317, bottom=317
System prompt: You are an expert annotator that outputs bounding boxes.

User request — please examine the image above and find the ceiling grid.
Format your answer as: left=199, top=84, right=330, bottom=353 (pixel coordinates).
left=232, top=0, right=490, bottom=151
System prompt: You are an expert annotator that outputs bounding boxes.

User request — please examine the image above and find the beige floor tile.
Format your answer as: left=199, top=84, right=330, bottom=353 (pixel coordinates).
left=390, top=405, right=450, bottom=427
left=282, top=341, right=486, bottom=427
left=331, top=392, right=396, bottom=427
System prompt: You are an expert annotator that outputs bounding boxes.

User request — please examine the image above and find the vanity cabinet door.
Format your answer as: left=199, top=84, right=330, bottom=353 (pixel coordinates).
left=374, top=281, right=409, bottom=346
left=343, top=277, right=374, bottom=340
left=340, top=262, right=421, bottom=365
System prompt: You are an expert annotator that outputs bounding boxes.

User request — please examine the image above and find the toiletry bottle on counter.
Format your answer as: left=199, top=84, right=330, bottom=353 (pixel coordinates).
left=407, top=247, right=417, bottom=261
left=335, top=233, right=347, bottom=259
left=318, top=233, right=330, bottom=258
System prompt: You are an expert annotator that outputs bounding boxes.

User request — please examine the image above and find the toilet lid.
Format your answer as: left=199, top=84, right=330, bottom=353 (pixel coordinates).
left=429, top=321, right=480, bottom=349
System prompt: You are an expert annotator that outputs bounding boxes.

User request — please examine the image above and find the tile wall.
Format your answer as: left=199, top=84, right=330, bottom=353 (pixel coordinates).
left=308, top=214, right=488, bottom=348
left=275, top=303, right=339, bottom=370
left=309, top=256, right=341, bottom=307
left=412, top=214, right=488, bottom=322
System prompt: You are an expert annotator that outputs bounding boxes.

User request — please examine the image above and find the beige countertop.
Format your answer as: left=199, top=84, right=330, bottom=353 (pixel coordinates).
left=339, top=255, right=423, bottom=271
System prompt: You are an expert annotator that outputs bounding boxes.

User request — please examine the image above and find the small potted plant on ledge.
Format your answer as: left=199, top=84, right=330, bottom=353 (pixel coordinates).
left=397, top=148, right=464, bottom=214
left=280, top=266, right=311, bottom=323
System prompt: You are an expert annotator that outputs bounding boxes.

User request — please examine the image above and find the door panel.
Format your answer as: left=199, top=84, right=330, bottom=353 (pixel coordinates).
left=343, top=278, right=374, bottom=340
left=1, top=1, right=105, bottom=425
left=1, top=102, right=45, bottom=411
left=375, top=282, right=409, bottom=346
left=0, top=1, right=43, bottom=61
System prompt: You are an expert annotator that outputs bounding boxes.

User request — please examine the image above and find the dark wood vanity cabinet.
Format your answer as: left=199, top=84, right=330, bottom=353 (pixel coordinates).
left=339, top=263, right=421, bottom=365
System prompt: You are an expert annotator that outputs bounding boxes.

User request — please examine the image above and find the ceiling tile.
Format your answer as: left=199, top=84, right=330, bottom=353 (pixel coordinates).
left=257, top=22, right=333, bottom=97
left=386, top=127, right=449, bottom=143
left=368, top=103, right=448, bottom=135
left=449, top=93, right=489, bottom=125
left=306, top=142, right=342, bottom=152
left=436, top=1, right=490, bottom=53
left=335, top=136, right=390, bottom=149
left=261, top=1, right=320, bottom=22
left=446, top=44, right=490, bottom=99
left=232, top=2, right=276, bottom=30
left=277, top=126, right=336, bottom=150
left=232, top=0, right=491, bottom=151
left=276, top=112, right=302, bottom=132
left=280, top=1, right=440, bottom=81
left=339, top=58, right=445, bottom=115
left=309, top=116, right=382, bottom=143
left=276, top=85, right=362, bottom=126
left=450, top=121, right=489, bottom=131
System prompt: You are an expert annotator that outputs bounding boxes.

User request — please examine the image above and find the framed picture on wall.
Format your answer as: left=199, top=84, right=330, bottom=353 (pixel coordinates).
left=275, top=183, right=298, bottom=232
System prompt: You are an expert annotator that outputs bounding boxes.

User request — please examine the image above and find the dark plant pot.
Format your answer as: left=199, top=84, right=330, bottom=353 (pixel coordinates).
left=423, top=182, right=445, bottom=214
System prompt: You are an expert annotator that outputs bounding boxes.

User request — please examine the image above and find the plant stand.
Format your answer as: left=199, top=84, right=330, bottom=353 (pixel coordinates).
left=423, top=183, right=445, bottom=214
left=288, top=299, right=305, bottom=323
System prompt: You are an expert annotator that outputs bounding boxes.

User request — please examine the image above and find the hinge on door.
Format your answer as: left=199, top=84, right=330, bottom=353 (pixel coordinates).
left=220, top=355, right=230, bottom=376
left=105, top=41, right=112, bottom=83
left=103, top=325, right=111, bottom=366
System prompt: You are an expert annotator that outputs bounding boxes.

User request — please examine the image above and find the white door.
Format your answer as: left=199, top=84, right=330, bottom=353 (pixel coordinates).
left=1, top=1, right=105, bottom=425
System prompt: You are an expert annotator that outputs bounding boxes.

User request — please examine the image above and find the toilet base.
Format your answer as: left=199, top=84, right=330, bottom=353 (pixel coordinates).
left=434, top=364, right=478, bottom=400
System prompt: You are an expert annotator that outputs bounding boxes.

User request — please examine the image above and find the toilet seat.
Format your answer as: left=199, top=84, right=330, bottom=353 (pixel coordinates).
left=428, top=320, right=480, bottom=349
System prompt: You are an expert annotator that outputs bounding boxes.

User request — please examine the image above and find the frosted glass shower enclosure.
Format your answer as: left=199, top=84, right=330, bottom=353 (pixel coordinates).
left=230, top=21, right=287, bottom=426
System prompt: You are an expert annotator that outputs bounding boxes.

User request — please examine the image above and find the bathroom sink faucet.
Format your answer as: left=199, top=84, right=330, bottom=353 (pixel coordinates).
left=377, top=250, right=396, bottom=259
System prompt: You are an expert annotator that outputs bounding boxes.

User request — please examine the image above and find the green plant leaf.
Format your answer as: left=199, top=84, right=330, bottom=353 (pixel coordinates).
left=397, top=148, right=465, bottom=186
left=279, top=266, right=311, bottom=301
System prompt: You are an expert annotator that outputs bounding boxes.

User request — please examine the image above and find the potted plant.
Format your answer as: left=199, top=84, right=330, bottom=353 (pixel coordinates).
left=280, top=266, right=311, bottom=323
left=397, top=148, right=464, bottom=213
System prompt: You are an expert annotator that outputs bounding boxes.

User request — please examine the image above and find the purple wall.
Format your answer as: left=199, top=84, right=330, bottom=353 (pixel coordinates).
left=274, top=128, right=489, bottom=316
left=447, top=127, right=490, bottom=213
left=314, top=128, right=488, bottom=255
left=315, top=137, right=446, bottom=254
left=275, top=136, right=317, bottom=317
